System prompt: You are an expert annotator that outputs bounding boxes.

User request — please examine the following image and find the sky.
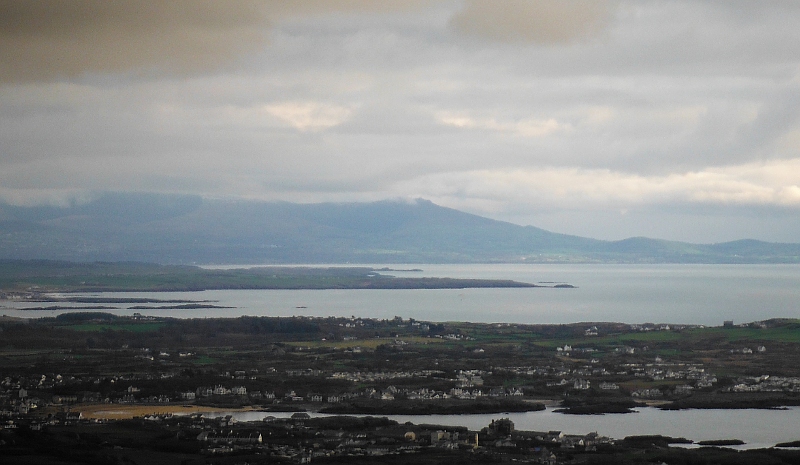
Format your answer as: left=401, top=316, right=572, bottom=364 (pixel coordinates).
left=2, top=0, right=800, bottom=243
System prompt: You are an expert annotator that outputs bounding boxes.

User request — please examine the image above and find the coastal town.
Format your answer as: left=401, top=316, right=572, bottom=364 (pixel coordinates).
left=6, top=0, right=800, bottom=463
left=2, top=312, right=800, bottom=463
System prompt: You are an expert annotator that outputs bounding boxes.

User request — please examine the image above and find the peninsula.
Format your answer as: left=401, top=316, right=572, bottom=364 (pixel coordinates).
left=0, top=260, right=550, bottom=294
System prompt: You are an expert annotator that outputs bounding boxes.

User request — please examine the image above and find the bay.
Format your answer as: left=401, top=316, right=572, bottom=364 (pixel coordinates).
left=4, top=264, right=800, bottom=446
left=4, top=264, right=800, bottom=326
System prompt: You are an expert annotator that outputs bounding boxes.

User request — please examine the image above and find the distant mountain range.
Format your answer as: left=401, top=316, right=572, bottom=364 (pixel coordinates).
left=1, top=192, right=798, bottom=264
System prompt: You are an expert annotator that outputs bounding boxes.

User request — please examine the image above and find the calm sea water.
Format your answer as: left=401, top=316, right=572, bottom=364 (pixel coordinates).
left=3, top=264, right=800, bottom=326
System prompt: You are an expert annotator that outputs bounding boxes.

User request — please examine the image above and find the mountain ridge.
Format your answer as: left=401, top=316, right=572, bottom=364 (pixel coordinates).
left=1, top=192, right=798, bottom=264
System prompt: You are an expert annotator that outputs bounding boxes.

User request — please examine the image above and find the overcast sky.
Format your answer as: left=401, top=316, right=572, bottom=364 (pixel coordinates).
left=2, top=0, right=800, bottom=243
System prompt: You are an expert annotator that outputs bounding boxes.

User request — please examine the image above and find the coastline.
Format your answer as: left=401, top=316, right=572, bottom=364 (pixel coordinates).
left=69, top=403, right=263, bottom=420
left=61, top=397, right=800, bottom=421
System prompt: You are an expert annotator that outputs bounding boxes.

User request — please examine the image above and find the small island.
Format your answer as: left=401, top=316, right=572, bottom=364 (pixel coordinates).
left=697, top=439, right=746, bottom=446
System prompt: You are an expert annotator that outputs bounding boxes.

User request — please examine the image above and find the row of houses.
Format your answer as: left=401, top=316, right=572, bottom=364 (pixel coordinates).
left=730, top=346, right=767, bottom=354
left=190, top=416, right=600, bottom=464
left=195, top=385, right=249, bottom=397
left=731, top=375, right=800, bottom=393
left=328, top=369, right=443, bottom=382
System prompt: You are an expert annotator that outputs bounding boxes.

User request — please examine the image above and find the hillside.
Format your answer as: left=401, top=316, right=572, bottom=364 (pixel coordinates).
left=1, top=193, right=798, bottom=264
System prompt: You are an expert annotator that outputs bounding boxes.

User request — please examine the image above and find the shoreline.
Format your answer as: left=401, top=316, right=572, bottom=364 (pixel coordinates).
left=62, top=399, right=800, bottom=421
left=68, top=403, right=264, bottom=420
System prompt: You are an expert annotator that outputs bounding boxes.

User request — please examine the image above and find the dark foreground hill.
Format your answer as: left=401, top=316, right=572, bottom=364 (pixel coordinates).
left=1, top=192, right=798, bottom=264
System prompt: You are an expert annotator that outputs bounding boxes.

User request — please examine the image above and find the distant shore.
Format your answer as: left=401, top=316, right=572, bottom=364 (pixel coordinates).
left=0, top=261, right=557, bottom=294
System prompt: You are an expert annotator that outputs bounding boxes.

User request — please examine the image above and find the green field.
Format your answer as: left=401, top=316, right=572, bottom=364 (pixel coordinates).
left=66, top=322, right=167, bottom=332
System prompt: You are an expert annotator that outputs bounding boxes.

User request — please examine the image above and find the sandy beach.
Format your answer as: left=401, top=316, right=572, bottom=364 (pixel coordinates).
left=73, top=403, right=261, bottom=420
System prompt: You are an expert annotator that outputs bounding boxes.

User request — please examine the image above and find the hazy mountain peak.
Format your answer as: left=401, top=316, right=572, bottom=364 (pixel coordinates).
left=0, top=193, right=798, bottom=264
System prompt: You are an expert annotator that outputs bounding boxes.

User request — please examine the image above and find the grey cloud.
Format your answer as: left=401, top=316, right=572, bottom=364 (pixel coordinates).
left=0, top=0, right=627, bottom=84
left=731, top=88, right=800, bottom=159
left=3, top=0, right=800, bottom=243
left=0, top=0, right=273, bottom=83
left=0, top=0, right=434, bottom=83
left=450, top=0, right=617, bottom=44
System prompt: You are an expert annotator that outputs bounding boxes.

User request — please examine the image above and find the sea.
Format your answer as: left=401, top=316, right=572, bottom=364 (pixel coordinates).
left=3, top=263, right=800, bottom=326
left=3, top=263, right=800, bottom=447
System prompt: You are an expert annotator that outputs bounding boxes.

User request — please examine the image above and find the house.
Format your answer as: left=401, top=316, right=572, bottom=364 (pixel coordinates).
left=197, top=431, right=262, bottom=444
left=573, top=379, right=590, bottom=390
left=431, top=430, right=450, bottom=443
left=535, top=448, right=557, bottom=465
left=489, top=418, right=514, bottom=435
left=218, top=415, right=236, bottom=427
left=674, top=385, right=694, bottom=395
left=631, top=388, right=662, bottom=398
left=213, top=385, right=230, bottom=395
left=366, top=446, right=390, bottom=455
left=55, top=411, right=82, bottom=424
left=80, top=391, right=102, bottom=403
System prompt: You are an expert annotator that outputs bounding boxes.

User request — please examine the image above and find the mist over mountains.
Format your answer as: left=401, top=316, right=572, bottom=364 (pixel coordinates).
left=1, top=193, right=798, bottom=264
